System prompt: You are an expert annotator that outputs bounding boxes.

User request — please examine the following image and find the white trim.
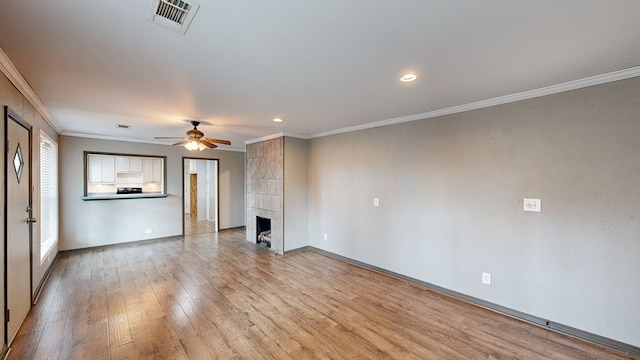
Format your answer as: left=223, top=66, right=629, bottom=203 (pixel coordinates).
left=62, top=131, right=176, bottom=144
left=244, top=132, right=285, bottom=144
left=0, top=46, right=61, bottom=133
left=310, top=65, right=640, bottom=139
left=244, top=131, right=310, bottom=145
left=61, top=131, right=247, bottom=152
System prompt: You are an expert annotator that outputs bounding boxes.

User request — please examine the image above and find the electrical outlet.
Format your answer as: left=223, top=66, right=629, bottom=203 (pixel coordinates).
left=145, top=229, right=153, bottom=234
left=482, top=272, right=492, bottom=285
left=323, top=233, right=328, bottom=240
left=523, top=198, right=541, bottom=212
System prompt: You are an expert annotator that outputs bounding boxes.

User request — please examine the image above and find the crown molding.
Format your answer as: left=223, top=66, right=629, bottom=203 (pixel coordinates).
left=311, top=65, right=640, bottom=139
left=61, top=131, right=168, bottom=145
left=61, top=131, right=246, bottom=152
left=244, top=131, right=310, bottom=145
left=0, top=46, right=61, bottom=133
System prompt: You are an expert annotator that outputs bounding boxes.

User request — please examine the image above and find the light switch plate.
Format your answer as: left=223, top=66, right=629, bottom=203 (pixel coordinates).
left=373, top=198, right=379, bottom=207
left=523, top=198, right=541, bottom=212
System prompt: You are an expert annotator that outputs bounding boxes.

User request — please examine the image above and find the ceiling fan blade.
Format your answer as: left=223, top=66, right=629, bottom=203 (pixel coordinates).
left=172, top=140, right=190, bottom=146
left=155, top=136, right=185, bottom=139
left=201, top=140, right=218, bottom=149
left=203, top=138, right=231, bottom=145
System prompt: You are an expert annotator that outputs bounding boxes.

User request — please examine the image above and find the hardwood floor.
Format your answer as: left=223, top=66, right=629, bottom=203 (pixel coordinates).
left=9, top=228, right=635, bottom=359
left=184, top=215, right=216, bottom=236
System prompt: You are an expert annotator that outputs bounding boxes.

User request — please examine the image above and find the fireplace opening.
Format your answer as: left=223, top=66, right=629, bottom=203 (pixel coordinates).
left=256, top=216, right=271, bottom=248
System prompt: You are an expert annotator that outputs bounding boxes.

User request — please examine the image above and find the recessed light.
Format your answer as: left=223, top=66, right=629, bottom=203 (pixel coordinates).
left=273, top=117, right=284, bottom=123
left=400, top=73, right=417, bottom=82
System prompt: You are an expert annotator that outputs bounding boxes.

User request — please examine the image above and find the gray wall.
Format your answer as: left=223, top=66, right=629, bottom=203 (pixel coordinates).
left=307, top=77, right=640, bottom=347
left=284, top=137, right=309, bottom=252
left=59, top=136, right=245, bottom=250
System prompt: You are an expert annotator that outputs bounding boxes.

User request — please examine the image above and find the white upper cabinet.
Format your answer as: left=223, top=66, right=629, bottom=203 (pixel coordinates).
left=143, top=158, right=163, bottom=183
left=88, top=154, right=115, bottom=183
left=116, top=156, right=143, bottom=172
left=130, top=157, right=143, bottom=172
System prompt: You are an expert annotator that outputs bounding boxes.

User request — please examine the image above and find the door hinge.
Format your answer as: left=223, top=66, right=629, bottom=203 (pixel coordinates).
left=6, top=309, right=9, bottom=322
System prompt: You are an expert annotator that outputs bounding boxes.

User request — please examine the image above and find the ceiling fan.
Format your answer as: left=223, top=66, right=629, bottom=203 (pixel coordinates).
left=155, top=121, right=231, bottom=151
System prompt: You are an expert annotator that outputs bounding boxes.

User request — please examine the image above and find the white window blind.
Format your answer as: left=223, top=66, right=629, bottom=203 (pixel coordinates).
left=40, top=131, right=58, bottom=264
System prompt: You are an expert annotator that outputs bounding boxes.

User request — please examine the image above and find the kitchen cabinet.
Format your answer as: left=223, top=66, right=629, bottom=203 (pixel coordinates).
left=143, top=158, right=163, bottom=183
left=116, top=156, right=143, bottom=172
left=88, top=154, right=116, bottom=183
left=84, top=152, right=166, bottom=199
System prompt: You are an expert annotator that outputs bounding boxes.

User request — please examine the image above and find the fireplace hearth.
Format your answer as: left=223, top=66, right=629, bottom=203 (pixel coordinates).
left=256, top=216, right=271, bottom=248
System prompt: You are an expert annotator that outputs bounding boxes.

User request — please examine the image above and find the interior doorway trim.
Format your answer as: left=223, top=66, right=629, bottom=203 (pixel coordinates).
left=182, top=157, right=220, bottom=236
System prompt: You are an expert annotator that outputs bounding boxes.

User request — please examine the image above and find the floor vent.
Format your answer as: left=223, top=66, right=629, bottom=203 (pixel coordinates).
left=148, top=0, right=200, bottom=34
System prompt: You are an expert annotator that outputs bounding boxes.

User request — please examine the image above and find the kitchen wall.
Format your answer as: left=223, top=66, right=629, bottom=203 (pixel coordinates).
left=59, top=136, right=245, bottom=250
left=307, top=77, right=640, bottom=348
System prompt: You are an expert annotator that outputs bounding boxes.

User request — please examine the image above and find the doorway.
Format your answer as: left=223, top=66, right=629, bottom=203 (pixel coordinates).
left=4, top=107, right=33, bottom=345
left=183, top=158, right=219, bottom=236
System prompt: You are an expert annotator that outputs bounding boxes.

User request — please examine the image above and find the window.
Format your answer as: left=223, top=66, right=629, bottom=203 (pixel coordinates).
left=39, top=131, right=58, bottom=264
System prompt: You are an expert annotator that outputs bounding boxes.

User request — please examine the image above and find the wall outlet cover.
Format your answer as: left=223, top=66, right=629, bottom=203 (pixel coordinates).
left=523, top=198, right=541, bottom=212
left=482, top=272, right=492, bottom=285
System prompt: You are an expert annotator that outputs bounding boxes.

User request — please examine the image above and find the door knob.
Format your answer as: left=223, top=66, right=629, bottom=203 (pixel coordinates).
left=25, top=206, right=36, bottom=223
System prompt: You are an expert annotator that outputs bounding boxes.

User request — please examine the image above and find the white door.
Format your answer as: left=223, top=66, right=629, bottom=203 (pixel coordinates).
left=6, top=109, right=33, bottom=344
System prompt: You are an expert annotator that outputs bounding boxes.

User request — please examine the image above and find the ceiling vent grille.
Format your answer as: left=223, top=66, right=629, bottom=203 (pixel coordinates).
left=148, top=0, right=200, bottom=35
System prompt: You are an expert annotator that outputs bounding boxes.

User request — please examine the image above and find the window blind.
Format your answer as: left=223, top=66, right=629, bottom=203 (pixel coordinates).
left=40, top=132, right=58, bottom=263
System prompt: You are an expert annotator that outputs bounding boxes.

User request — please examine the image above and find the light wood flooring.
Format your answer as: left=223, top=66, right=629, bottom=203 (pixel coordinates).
left=184, top=215, right=216, bottom=236
left=8, top=228, right=636, bottom=359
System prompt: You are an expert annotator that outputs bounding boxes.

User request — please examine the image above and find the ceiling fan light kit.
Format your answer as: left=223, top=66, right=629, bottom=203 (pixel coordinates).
left=184, top=140, right=200, bottom=151
left=154, top=120, right=231, bottom=151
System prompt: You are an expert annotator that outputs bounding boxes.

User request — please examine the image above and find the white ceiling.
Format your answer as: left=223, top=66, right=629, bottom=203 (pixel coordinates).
left=1, top=1, right=640, bottom=151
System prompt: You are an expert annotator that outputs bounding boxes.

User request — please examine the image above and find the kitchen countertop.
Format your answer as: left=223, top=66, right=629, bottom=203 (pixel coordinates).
left=81, top=193, right=168, bottom=201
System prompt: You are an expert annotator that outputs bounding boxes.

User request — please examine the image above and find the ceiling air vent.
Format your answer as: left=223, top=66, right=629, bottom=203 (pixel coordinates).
left=148, top=0, right=200, bottom=35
